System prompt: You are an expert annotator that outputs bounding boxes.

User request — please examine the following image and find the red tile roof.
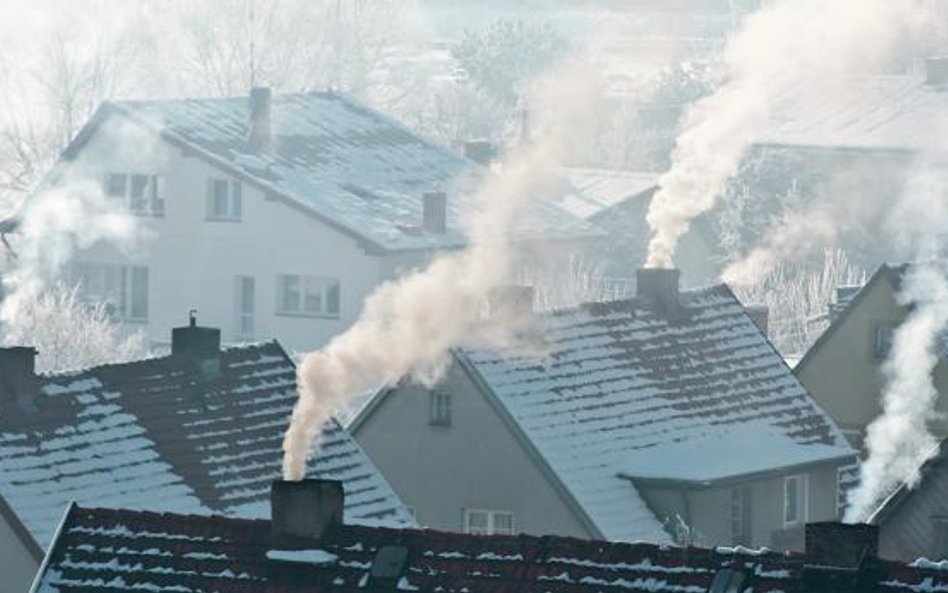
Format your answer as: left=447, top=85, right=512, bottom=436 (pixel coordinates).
left=31, top=504, right=948, bottom=593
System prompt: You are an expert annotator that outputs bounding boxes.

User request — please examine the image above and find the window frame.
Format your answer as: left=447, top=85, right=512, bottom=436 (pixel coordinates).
left=235, top=275, right=255, bottom=340
left=70, top=262, right=149, bottom=322
left=783, top=474, right=809, bottom=528
left=874, top=325, right=895, bottom=360
left=463, top=509, right=515, bottom=536
left=429, top=391, right=452, bottom=427
left=730, top=485, right=752, bottom=546
left=206, top=178, right=243, bottom=221
left=275, top=274, right=341, bottom=318
left=104, top=172, right=165, bottom=217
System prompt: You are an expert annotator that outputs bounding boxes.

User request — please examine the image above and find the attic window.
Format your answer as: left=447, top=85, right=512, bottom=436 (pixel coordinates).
left=341, top=183, right=379, bottom=201
left=429, top=392, right=451, bottom=427
left=874, top=326, right=895, bottom=360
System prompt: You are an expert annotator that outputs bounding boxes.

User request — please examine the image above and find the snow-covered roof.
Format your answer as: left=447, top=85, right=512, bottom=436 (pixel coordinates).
left=76, top=92, right=599, bottom=252
left=0, top=341, right=412, bottom=551
left=459, top=284, right=854, bottom=543
left=31, top=504, right=948, bottom=593
left=556, top=168, right=658, bottom=220
left=760, top=74, right=948, bottom=152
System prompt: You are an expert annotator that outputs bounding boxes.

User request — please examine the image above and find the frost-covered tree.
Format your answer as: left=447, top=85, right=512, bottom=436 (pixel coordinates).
left=2, top=282, right=149, bottom=373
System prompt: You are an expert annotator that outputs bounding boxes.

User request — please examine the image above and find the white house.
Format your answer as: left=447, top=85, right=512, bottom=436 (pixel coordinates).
left=14, top=88, right=598, bottom=352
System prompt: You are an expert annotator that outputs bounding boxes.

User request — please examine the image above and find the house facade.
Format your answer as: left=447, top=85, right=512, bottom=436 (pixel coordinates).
left=16, top=89, right=596, bottom=352
left=794, top=263, right=948, bottom=450
left=0, top=321, right=411, bottom=593
left=351, top=269, right=855, bottom=550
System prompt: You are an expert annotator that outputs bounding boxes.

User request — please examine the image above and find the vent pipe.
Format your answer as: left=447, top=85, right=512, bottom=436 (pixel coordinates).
left=248, top=87, right=272, bottom=150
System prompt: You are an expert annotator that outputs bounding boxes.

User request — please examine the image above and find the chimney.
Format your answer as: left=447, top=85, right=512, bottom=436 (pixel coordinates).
left=248, top=87, right=272, bottom=151
left=488, top=285, right=535, bottom=319
left=464, top=139, right=495, bottom=166
left=636, top=268, right=680, bottom=317
left=803, top=522, right=881, bottom=593
left=422, top=191, right=447, bottom=234
left=746, top=305, right=769, bottom=337
left=271, top=479, right=344, bottom=549
left=0, top=347, right=38, bottom=408
left=171, top=312, right=222, bottom=379
left=926, top=56, right=948, bottom=86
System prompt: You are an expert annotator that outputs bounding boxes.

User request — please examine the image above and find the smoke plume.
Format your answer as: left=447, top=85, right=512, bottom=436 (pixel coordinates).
left=644, top=0, right=933, bottom=269
left=845, top=152, right=948, bottom=521
left=282, top=58, right=604, bottom=481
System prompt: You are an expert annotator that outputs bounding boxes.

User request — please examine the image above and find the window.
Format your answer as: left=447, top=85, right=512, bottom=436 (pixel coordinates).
left=276, top=274, right=340, bottom=317
left=104, top=173, right=165, bottom=216
left=874, top=326, right=895, bottom=360
left=235, top=276, right=255, bottom=339
left=206, top=178, right=242, bottom=220
left=69, top=262, right=149, bottom=321
left=730, top=485, right=752, bottom=546
left=429, top=392, right=452, bottom=426
left=463, top=510, right=515, bottom=536
left=783, top=474, right=809, bottom=527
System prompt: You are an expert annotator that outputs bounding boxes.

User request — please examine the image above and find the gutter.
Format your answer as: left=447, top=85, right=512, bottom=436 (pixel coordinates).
left=619, top=451, right=858, bottom=491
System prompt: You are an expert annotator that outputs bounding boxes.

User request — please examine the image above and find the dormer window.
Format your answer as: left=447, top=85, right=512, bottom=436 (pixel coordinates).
left=105, top=173, right=165, bottom=216
left=206, top=178, right=242, bottom=221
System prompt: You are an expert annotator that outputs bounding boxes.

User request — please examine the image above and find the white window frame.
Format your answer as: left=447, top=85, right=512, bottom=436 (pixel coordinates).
left=874, top=326, right=895, bottom=360
left=463, top=509, right=515, bottom=536
left=234, top=276, right=255, bottom=340
left=783, top=474, right=809, bottom=527
left=104, top=172, right=165, bottom=217
left=70, top=262, right=149, bottom=322
left=730, top=485, right=751, bottom=546
left=429, top=391, right=452, bottom=426
left=276, top=274, right=340, bottom=318
left=206, top=177, right=242, bottom=221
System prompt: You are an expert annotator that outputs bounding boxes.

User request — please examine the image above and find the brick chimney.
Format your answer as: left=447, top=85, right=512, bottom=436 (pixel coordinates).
left=636, top=268, right=680, bottom=317
left=271, top=479, right=344, bottom=549
left=926, top=56, right=948, bottom=86
left=0, top=347, right=38, bottom=409
left=423, top=191, right=447, bottom=234
left=464, top=140, right=495, bottom=166
left=248, top=87, right=272, bottom=151
left=488, top=285, right=534, bottom=319
left=803, top=522, right=882, bottom=593
left=171, top=312, right=221, bottom=379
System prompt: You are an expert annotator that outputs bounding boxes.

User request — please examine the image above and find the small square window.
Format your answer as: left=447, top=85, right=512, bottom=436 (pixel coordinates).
left=874, top=326, right=895, bottom=360
left=429, top=392, right=451, bottom=426
left=207, top=178, right=242, bottom=220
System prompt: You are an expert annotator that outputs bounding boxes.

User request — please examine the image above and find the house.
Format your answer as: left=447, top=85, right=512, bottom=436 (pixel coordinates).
left=9, top=88, right=598, bottom=352
left=558, top=168, right=721, bottom=288
left=350, top=268, right=855, bottom=551
left=0, top=319, right=412, bottom=593
left=28, top=479, right=948, bottom=593
left=868, top=439, right=948, bottom=563
left=793, top=263, right=948, bottom=450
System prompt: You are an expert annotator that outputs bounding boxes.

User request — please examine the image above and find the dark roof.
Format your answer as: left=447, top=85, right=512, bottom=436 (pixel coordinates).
left=0, top=341, right=411, bottom=552
left=31, top=504, right=948, bottom=593
left=61, top=92, right=598, bottom=253
left=355, top=284, right=854, bottom=543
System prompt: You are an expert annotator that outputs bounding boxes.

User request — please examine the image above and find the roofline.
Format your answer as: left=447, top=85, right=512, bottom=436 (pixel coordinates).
left=620, top=451, right=858, bottom=490
left=793, top=264, right=900, bottom=375
left=28, top=501, right=76, bottom=593
left=753, top=141, right=920, bottom=158
left=0, top=490, right=43, bottom=563
left=348, top=382, right=391, bottom=434
left=867, top=439, right=946, bottom=526
left=452, top=351, right=607, bottom=540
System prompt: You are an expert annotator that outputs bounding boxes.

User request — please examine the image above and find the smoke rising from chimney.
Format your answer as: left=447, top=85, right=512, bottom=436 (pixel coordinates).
left=282, top=58, right=606, bottom=481
left=644, top=0, right=934, bottom=269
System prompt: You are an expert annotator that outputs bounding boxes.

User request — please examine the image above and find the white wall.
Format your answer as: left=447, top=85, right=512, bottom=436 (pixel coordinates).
left=62, top=117, right=386, bottom=353
left=0, top=518, right=38, bottom=593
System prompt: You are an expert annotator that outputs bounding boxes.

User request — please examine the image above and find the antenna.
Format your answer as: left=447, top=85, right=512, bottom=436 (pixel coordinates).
left=248, top=0, right=256, bottom=89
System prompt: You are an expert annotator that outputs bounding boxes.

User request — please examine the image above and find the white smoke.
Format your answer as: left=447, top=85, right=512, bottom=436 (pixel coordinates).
left=845, top=151, right=948, bottom=521
left=644, top=0, right=934, bottom=269
left=282, top=58, right=605, bottom=481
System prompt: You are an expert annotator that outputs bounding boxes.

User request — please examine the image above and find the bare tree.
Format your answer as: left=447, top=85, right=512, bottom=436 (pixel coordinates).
left=2, top=282, right=149, bottom=373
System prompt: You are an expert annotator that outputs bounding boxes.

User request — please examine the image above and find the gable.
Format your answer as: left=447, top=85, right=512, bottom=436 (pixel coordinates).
left=353, top=358, right=598, bottom=539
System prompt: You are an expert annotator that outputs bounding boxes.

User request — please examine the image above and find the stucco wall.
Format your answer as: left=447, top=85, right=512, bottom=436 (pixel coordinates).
left=353, top=360, right=592, bottom=538
left=0, top=518, right=39, bottom=593
left=638, top=464, right=841, bottom=551
left=796, top=274, right=948, bottom=448
left=60, top=116, right=382, bottom=353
